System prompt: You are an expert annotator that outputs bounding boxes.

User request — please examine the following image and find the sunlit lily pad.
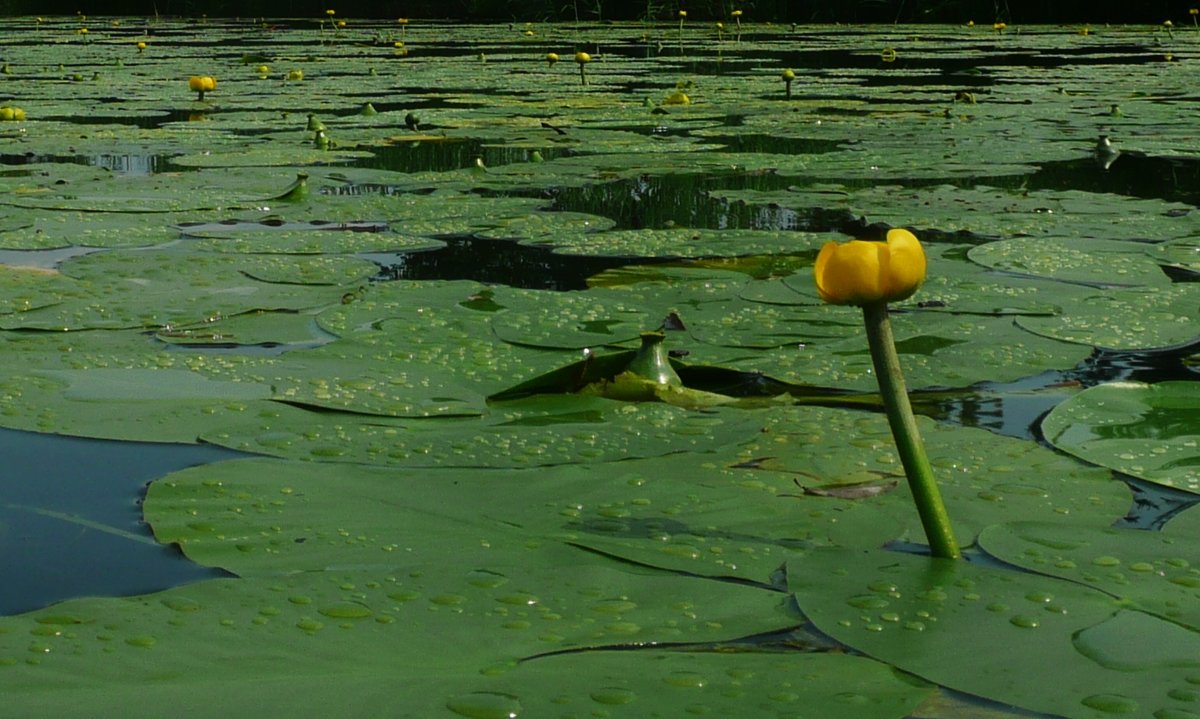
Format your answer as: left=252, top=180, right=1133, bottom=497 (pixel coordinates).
left=791, top=547, right=1200, bottom=719
left=154, top=311, right=330, bottom=348
left=181, top=225, right=444, bottom=255
left=202, top=394, right=765, bottom=468
left=544, top=228, right=832, bottom=259
left=0, top=248, right=362, bottom=330
left=729, top=405, right=1128, bottom=545
left=1150, top=235, right=1200, bottom=272
left=1016, top=284, right=1200, bottom=351
left=686, top=311, right=1092, bottom=391
left=0, top=553, right=801, bottom=717
left=1041, top=380, right=1200, bottom=493
left=979, top=521, right=1200, bottom=632
left=490, top=291, right=653, bottom=349
left=968, top=237, right=1170, bottom=286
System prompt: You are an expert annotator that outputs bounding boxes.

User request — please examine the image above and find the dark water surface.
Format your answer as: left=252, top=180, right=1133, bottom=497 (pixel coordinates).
left=0, top=429, right=239, bottom=615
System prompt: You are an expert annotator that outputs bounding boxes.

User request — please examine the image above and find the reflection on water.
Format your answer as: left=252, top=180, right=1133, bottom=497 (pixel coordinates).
left=927, top=345, right=1200, bottom=529
left=929, top=343, right=1200, bottom=443
left=375, top=235, right=634, bottom=291
left=552, top=173, right=861, bottom=232
left=0, top=428, right=239, bottom=616
left=1029, top=153, right=1200, bottom=207
left=0, top=152, right=169, bottom=176
left=351, top=139, right=567, bottom=174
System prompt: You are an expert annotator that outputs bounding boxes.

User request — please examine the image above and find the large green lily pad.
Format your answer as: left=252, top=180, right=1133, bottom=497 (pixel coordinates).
left=978, top=521, right=1200, bottom=632
left=1041, top=380, right=1200, bottom=493
left=790, top=547, right=1200, bottom=719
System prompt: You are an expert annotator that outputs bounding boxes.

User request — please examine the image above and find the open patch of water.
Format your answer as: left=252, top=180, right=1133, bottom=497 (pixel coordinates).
left=550, top=173, right=861, bottom=231
left=0, top=428, right=240, bottom=615
left=374, top=234, right=636, bottom=290
left=1, top=151, right=171, bottom=175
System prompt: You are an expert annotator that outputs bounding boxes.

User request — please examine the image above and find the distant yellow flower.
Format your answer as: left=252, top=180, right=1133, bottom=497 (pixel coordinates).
left=664, top=89, right=690, bottom=105
left=575, top=52, right=591, bottom=85
left=678, top=10, right=687, bottom=18
left=993, top=21, right=1007, bottom=32
left=397, top=17, right=408, bottom=23
left=325, top=8, right=335, bottom=16
left=136, top=40, right=147, bottom=51
left=731, top=10, right=742, bottom=17
left=546, top=52, right=559, bottom=67
left=814, top=228, right=926, bottom=306
left=188, top=75, right=217, bottom=100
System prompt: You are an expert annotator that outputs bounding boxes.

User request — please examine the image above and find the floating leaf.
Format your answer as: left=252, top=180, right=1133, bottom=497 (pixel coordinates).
left=968, top=237, right=1171, bottom=287
left=979, top=521, right=1200, bottom=632
left=1041, top=380, right=1200, bottom=493
left=790, top=547, right=1200, bottom=719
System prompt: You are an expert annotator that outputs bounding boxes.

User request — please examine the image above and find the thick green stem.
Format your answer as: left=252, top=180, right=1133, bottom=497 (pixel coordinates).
left=862, top=302, right=960, bottom=559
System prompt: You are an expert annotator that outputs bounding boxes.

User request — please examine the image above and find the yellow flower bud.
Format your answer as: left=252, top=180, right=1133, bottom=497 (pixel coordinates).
left=813, top=228, right=926, bottom=306
left=188, top=75, right=217, bottom=92
left=574, top=51, right=591, bottom=63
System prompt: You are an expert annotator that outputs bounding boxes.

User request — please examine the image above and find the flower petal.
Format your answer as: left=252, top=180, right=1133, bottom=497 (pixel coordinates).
left=881, top=228, right=926, bottom=302
left=816, top=239, right=884, bottom=305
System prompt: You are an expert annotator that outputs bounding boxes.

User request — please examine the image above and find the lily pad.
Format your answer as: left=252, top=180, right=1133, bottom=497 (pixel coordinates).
left=1015, top=283, right=1200, bottom=351
left=978, top=521, right=1200, bottom=632
left=0, top=553, right=801, bottom=717
left=1041, top=380, right=1200, bottom=493
left=790, top=547, right=1200, bottom=719
left=967, top=237, right=1171, bottom=287
left=0, top=248, right=363, bottom=330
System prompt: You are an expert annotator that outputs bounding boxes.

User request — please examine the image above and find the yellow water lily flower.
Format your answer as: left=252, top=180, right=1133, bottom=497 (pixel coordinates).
left=664, top=89, right=690, bottom=105
left=188, top=75, right=217, bottom=100
left=814, top=228, right=926, bottom=306
left=575, top=51, right=591, bottom=85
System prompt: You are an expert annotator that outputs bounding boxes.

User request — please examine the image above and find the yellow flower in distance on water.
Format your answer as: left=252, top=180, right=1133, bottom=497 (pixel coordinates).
left=188, top=75, right=217, bottom=100
left=814, top=228, right=926, bottom=306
